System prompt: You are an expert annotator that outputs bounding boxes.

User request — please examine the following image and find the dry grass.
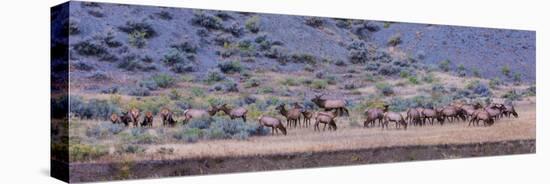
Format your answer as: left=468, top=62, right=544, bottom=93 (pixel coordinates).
left=82, top=100, right=535, bottom=164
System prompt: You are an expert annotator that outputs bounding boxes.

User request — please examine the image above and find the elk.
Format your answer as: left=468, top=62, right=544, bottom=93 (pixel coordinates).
left=160, top=108, right=177, bottom=126
left=363, top=108, right=384, bottom=127
left=218, top=104, right=248, bottom=122
left=141, top=111, right=153, bottom=127
left=182, top=105, right=219, bottom=122
left=110, top=113, right=120, bottom=124
left=382, top=105, right=407, bottom=130
left=469, top=109, right=494, bottom=126
left=421, top=108, right=444, bottom=125
left=119, top=111, right=131, bottom=126
left=503, top=104, right=519, bottom=118
left=485, top=104, right=505, bottom=120
left=258, top=115, right=287, bottom=135
left=440, top=106, right=466, bottom=123
left=293, top=102, right=313, bottom=128
left=130, top=108, right=140, bottom=127
left=275, top=104, right=302, bottom=128
left=460, top=104, right=477, bottom=121
left=406, top=108, right=422, bottom=126
left=314, top=111, right=337, bottom=131
left=311, top=94, right=349, bottom=117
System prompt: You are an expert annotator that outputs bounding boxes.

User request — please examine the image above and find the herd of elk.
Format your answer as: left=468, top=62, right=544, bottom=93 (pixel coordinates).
left=108, top=94, right=519, bottom=135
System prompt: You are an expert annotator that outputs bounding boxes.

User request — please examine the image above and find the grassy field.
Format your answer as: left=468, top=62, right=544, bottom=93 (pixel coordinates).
left=69, top=98, right=535, bottom=163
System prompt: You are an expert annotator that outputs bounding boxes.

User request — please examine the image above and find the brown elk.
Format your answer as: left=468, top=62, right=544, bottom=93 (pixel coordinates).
left=314, top=111, right=337, bottom=131
left=160, top=108, right=177, bottom=126
left=218, top=104, right=248, bottom=122
left=258, top=115, right=287, bottom=135
left=119, top=111, right=131, bottom=126
left=293, top=102, right=313, bottom=128
left=503, top=104, right=518, bottom=118
left=382, top=105, right=407, bottom=130
left=363, top=108, right=384, bottom=127
left=440, top=106, right=466, bottom=123
left=275, top=104, right=302, bottom=128
left=141, top=111, right=154, bottom=127
left=182, top=105, right=219, bottom=122
left=406, top=108, right=422, bottom=126
left=130, top=108, right=140, bottom=127
left=485, top=103, right=505, bottom=120
left=469, top=109, right=494, bottom=126
left=110, top=113, right=120, bottom=124
left=460, top=104, right=477, bottom=121
left=421, top=108, right=444, bottom=125
left=311, top=94, right=349, bottom=117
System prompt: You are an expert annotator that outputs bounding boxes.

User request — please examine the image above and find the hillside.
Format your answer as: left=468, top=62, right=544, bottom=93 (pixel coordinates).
left=60, top=1, right=536, bottom=120
left=67, top=1, right=534, bottom=88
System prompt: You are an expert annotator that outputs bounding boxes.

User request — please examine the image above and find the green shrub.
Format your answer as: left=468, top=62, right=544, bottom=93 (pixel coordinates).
left=472, top=68, right=481, bottom=77
left=118, top=144, right=146, bottom=154
left=408, top=76, right=420, bottom=85
left=174, top=128, right=202, bottom=143
left=125, top=128, right=159, bottom=144
left=128, top=87, right=151, bottom=96
left=457, top=64, right=466, bottom=77
left=501, top=65, right=511, bottom=77
left=205, top=69, right=226, bottom=83
left=422, top=73, right=436, bottom=83
left=69, top=96, right=120, bottom=120
left=399, top=70, right=410, bottom=78
left=69, top=144, right=108, bottom=162
left=162, top=48, right=185, bottom=66
left=170, top=39, right=197, bottom=54
left=513, top=72, right=522, bottom=84
left=117, top=59, right=146, bottom=72
left=73, top=40, right=108, bottom=57
left=169, top=89, right=182, bottom=100
left=305, top=17, right=324, bottom=27
left=186, top=117, right=212, bottom=129
left=118, top=21, right=157, bottom=38
left=387, top=33, right=402, bottom=46
left=310, top=79, right=328, bottom=89
left=291, top=52, right=316, bottom=64
left=439, top=59, right=450, bottom=72
left=245, top=16, right=260, bottom=33
left=375, top=82, right=394, bottom=96
left=151, top=74, right=176, bottom=88
left=191, top=11, right=223, bottom=30
left=171, top=63, right=195, bottom=73
left=190, top=87, right=205, bottom=97
left=489, top=77, right=502, bottom=89
left=155, top=11, right=173, bottom=20
left=280, top=77, right=299, bottom=86
left=128, top=31, right=147, bottom=48
left=217, top=60, right=243, bottom=74
left=244, top=78, right=261, bottom=88
left=502, top=90, right=522, bottom=101
left=258, top=86, right=274, bottom=94
left=524, top=86, right=536, bottom=96
left=378, top=64, right=401, bottom=76
left=326, top=75, right=337, bottom=85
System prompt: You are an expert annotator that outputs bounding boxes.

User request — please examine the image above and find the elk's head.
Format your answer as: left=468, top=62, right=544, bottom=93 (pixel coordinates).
left=275, top=104, right=285, bottom=111
left=311, top=94, right=325, bottom=107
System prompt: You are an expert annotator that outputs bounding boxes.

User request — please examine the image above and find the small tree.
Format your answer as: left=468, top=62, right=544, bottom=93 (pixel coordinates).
left=472, top=68, right=481, bottom=78
left=501, top=65, right=511, bottom=77
left=513, top=72, right=522, bottom=85
left=439, top=59, right=450, bottom=72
